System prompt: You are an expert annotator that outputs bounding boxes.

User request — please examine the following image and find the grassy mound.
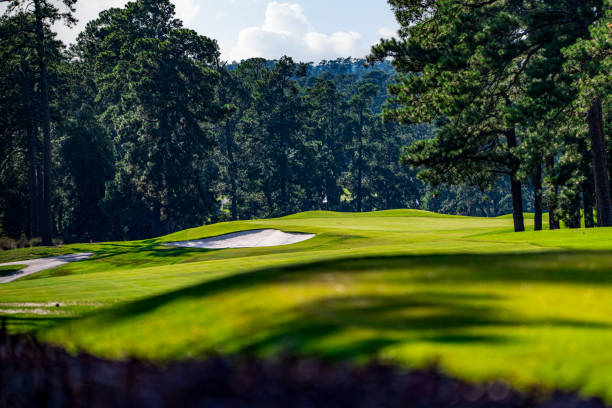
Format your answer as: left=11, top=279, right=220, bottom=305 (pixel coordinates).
left=2, top=210, right=612, bottom=400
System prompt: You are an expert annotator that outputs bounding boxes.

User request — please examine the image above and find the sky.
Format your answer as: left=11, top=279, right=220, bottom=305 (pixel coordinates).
left=30, top=0, right=399, bottom=63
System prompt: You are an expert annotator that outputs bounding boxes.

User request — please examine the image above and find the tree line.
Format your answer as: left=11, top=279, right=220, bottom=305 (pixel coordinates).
left=370, top=0, right=611, bottom=232
left=0, top=0, right=558, bottom=245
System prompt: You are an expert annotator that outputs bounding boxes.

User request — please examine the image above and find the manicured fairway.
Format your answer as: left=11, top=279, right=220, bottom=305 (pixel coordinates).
left=2, top=210, right=612, bottom=400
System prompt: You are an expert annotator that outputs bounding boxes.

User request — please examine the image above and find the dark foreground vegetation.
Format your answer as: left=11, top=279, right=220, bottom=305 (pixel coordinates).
left=0, top=329, right=608, bottom=408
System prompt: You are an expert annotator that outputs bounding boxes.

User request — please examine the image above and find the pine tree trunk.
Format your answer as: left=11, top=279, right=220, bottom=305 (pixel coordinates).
left=510, top=176, right=524, bottom=232
left=506, top=127, right=524, bottom=232
left=34, top=0, right=53, bottom=246
left=217, top=68, right=239, bottom=221
left=545, top=155, right=561, bottom=230
left=588, top=98, right=612, bottom=227
left=581, top=135, right=596, bottom=229
left=567, top=194, right=582, bottom=229
left=584, top=188, right=595, bottom=228
left=225, top=122, right=238, bottom=221
left=357, top=142, right=363, bottom=212
left=326, top=105, right=339, bottom=210
left=36, top=162, right=44, bottom=235
left=533, top=163, right=543, bottom=231
left=151, top=202, right=161, bottom=238
left=23, top=59, right=39, bottom=239
left=279, top=133, right=288, bottom=216
left=264, top=185, right=274, bottom=216
left=584, top=199, right=595, bottom=228
left=482, top=202, right=490, bottom=218
left=356, top=112, right=364, bottom=212
left=28, top=125, right=38, bottom=238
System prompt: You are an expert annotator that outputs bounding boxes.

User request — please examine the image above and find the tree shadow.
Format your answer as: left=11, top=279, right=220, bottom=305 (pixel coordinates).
left=24, top=243, right=214, bottom=280
left=31, top=232, right=357, bottom=280
left=94, top=250, right=612, bottom=320
left=4, top=315, right=76, bottom=333
left=235, top=291, right=610, bottom=360
left=284, top=251, right=612, bottom=285
left=75, top=250, right=612, bottom=360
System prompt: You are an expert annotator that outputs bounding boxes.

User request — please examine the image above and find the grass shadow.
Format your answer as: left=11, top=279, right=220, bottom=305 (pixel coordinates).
left=91, top=250, right=612, bottom=322
left=59, top=250, right=612, bottom=360
left=25, top=232, right=360, bottom=281
left=4, top=315, right=76, bottom=333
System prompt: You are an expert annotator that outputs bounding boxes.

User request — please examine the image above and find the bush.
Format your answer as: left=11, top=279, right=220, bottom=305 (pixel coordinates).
left=0, top=235, right=41, bottom=251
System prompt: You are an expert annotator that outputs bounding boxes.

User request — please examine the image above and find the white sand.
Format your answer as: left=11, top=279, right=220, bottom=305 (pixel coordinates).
left=166, top=229, right=315, bottom=249
left=0, top=253, right=93, bottom=284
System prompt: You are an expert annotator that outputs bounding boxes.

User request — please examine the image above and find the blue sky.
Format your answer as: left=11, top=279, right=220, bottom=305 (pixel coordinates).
left=49, top=0, right=398, bottom=62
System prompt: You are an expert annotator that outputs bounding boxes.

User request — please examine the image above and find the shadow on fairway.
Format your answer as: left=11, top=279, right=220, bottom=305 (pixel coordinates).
left=100, top=250, right=612, bottom=314
left=4, top=315, right=76, bottom=333
left=237, top=290, right=610, bottom=359
left=24, top=242, right=213, bottom=280
left=27, top=233, right=358, bottom=280
left=66, top=250, right=612, bottom=360
left=87, top=241, right=211, bottom=262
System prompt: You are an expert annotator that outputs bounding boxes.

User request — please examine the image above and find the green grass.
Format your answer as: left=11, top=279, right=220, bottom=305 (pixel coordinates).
left=2, top=209, right=612, bottom=400
left=0, top=246, right=75, bottom=263
left=0, top=264, right=25, bottom=276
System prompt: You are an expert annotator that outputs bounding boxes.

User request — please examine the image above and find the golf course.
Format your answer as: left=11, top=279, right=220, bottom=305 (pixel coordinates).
left=2, top=0, right=611, bottom=405
left=2, top=210, right=612, bottom=401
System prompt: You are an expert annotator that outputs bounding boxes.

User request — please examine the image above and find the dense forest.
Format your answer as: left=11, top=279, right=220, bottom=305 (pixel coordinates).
left=1, top=0, right=609, bottom=244
left=370, top=0, right=611, bottom=233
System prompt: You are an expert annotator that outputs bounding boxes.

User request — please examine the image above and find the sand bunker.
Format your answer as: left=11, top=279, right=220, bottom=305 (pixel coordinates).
left=0, top=253, right=93, bottom=284
left=166, top=229, right=315, bottom=249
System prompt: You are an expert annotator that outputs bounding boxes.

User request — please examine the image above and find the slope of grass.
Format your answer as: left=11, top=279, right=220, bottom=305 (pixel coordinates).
left=0, top=246, right=75, bottom=263
left=0, top=264, right=25, bottom=276
left=2, top=210, right=612, bottom=400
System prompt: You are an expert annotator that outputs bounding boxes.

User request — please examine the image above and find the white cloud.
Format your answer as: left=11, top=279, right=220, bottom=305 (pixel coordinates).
left=262, top=2, right=311, bottom=34
left=173, top=0, right=201, bottom=26
left=44, top=0, right=201, bottom=46
left=228, top=1, right=365, bottom=62
left=53, top=0, right=127, bottom=45
left=377, top=27, right=396, bottom=39
left=304, top=31, right=362, bottom=55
